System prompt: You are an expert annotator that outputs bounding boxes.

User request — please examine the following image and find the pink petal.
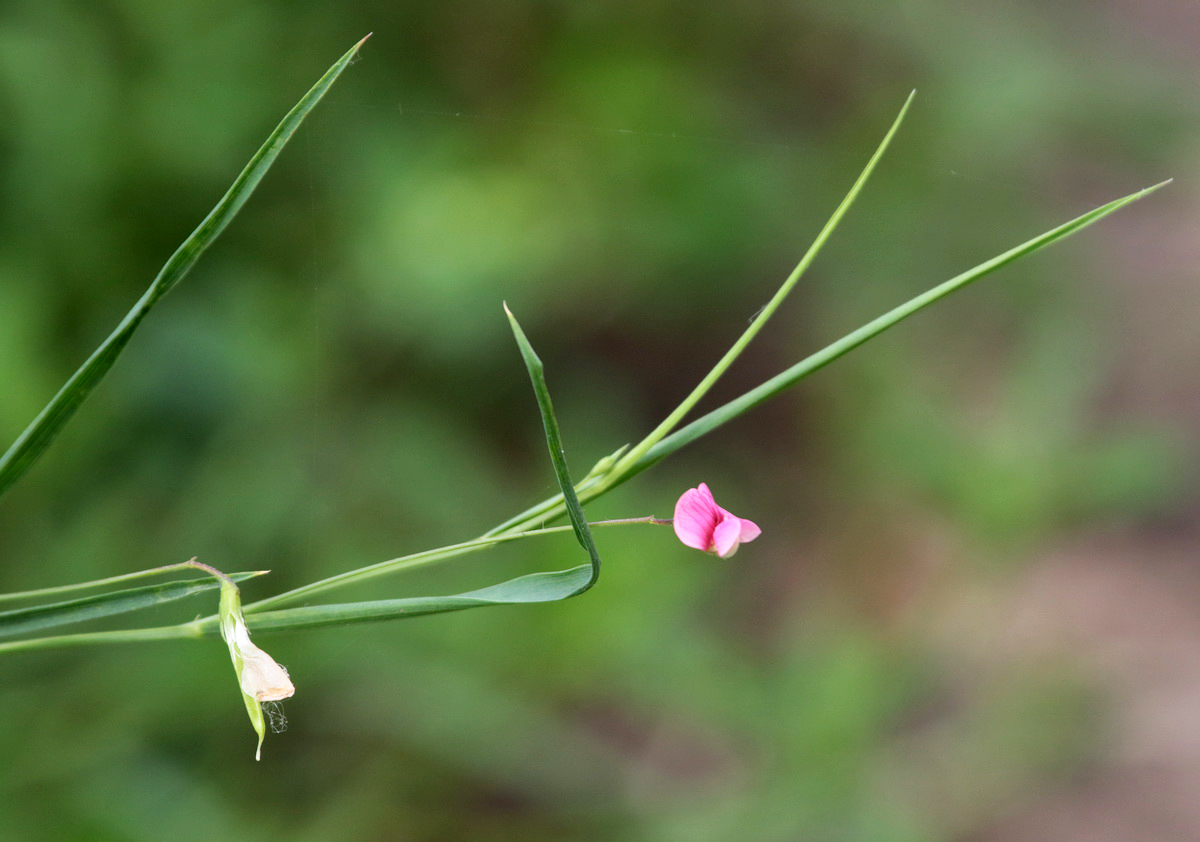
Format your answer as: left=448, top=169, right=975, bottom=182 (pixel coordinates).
left=736, top=518, right=761, bottom=543
left=673, top=486, right=719, bottom=551
left=712, top=515, right=747, bottom=557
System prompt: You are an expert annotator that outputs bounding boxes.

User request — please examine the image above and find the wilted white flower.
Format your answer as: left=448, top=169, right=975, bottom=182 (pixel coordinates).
left=218, top=579, right=294, bottom=760
left=223, top=613, right=295, bottom=703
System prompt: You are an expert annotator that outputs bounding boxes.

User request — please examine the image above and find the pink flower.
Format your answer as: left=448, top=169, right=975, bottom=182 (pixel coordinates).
left=673, top=483, right=761, bottom=558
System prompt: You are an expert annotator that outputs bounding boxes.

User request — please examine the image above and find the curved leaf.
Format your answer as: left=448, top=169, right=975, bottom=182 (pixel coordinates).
left=505, top=305, right=602, bottom=593
left=240, top=306, right=605, bottom=633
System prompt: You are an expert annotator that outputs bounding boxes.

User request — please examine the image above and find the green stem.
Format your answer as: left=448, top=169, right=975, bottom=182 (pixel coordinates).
left=0, top=558, right=258, bottom=603
left=482, top=474, right=606, bottom=538
left=0, top=621, right=207, bottom=655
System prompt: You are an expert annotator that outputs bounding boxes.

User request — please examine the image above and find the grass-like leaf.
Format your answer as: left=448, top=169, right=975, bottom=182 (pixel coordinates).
left=504, top=304, right=602, bottom=592
left=242, top=566, right=594, bottom=633
left=0, top=35, right=371, bottom=500
left=0, top=571, right=265, bottom=639
left=234, top=305, right=607, bottom=632
left=0, top=558, right=266, bottom=603
left=608, top=91, right=915, bottom=476
left=625, top=179, right=1174, bottom=480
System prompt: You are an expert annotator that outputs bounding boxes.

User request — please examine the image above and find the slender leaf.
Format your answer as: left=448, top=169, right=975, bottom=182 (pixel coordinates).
left=505, top=304, right=602, bottom=591
left=0, top=571, right=265, bottom=639
left=243, top=566, right=594, bottom=634
left=0, top=624, right=200, bottom=656
left=0, top=521, right=657, bottom=651
left=243, top=540, right=499, bottom=613
left=244, top=520, right=588, bottom=613
left=609, top=91, right=915, bottom=475
left=625, top=179, right=1174, bottom=479
left=247, top=304, right=606, bottom=630
left=0, top=35, right=371, bottom=499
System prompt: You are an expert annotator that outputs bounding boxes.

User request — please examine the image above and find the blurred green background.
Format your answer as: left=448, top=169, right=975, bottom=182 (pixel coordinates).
left=1, top=1, right=1197, bottom=840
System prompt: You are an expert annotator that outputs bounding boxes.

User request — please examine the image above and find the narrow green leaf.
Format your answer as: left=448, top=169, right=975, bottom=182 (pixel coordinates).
left=0, top=571, right=265, bottom=639
left=0, top=35, right=371, bottom=499
left=628, top=180, right=1174, bottom=478
left=0, top=520, right=660, bottom=652
left=233, top=306, right=606, bottom=632
left=607, top=90, right=915, bottom=477
left=505, top=304, right=602, bottom=593
left=244, top=565, right=594, bottom=633
left=242, top=540, right=499, bottom=613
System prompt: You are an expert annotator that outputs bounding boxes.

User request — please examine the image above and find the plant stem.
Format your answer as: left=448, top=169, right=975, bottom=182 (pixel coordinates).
left=0, top=620, right=207, bottom=655
left=0, top=559, right=264, bottom=603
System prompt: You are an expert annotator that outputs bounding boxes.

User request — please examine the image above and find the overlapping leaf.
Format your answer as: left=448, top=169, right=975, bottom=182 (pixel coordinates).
left=0, top=571, right=264, bottom=639
left=490, top=179, right=1171, bottom=533
left=236, top=307, right=603, bottom=632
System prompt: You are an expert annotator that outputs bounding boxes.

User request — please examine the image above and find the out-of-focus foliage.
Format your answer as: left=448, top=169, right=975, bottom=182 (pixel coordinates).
left=0, top=1, right=1195, bottom=840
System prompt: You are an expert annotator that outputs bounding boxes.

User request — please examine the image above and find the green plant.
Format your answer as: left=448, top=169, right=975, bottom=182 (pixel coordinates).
left=0, top=36, right=1168, bottom=757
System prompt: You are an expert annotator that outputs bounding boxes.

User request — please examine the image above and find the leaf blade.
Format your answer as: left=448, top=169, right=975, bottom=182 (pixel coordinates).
left=608, top=91, right=915, bottom=474
left=505, top=304, right=602, bottom=594
left=0, top=35, right=370, bottom=499
left=628, top=180, right=1173, bottom=477
left=241, top=304, right=607, bottom=632
left=0, top=571, right=265, bottom=639
left=487, top=178, right=1171, bottom=532
left=244, top=566, right=594, bottom=633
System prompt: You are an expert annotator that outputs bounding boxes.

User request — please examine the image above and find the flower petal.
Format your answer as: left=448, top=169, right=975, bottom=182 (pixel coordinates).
left=736, top=518, right=762, bottom=543
left=673, top=486, right=720, bottom=551
left=240, top=645, right=296, bottom=703
left=712, top=515, right=747, bottom=557
left=230, top=617, right=295, bottom=702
